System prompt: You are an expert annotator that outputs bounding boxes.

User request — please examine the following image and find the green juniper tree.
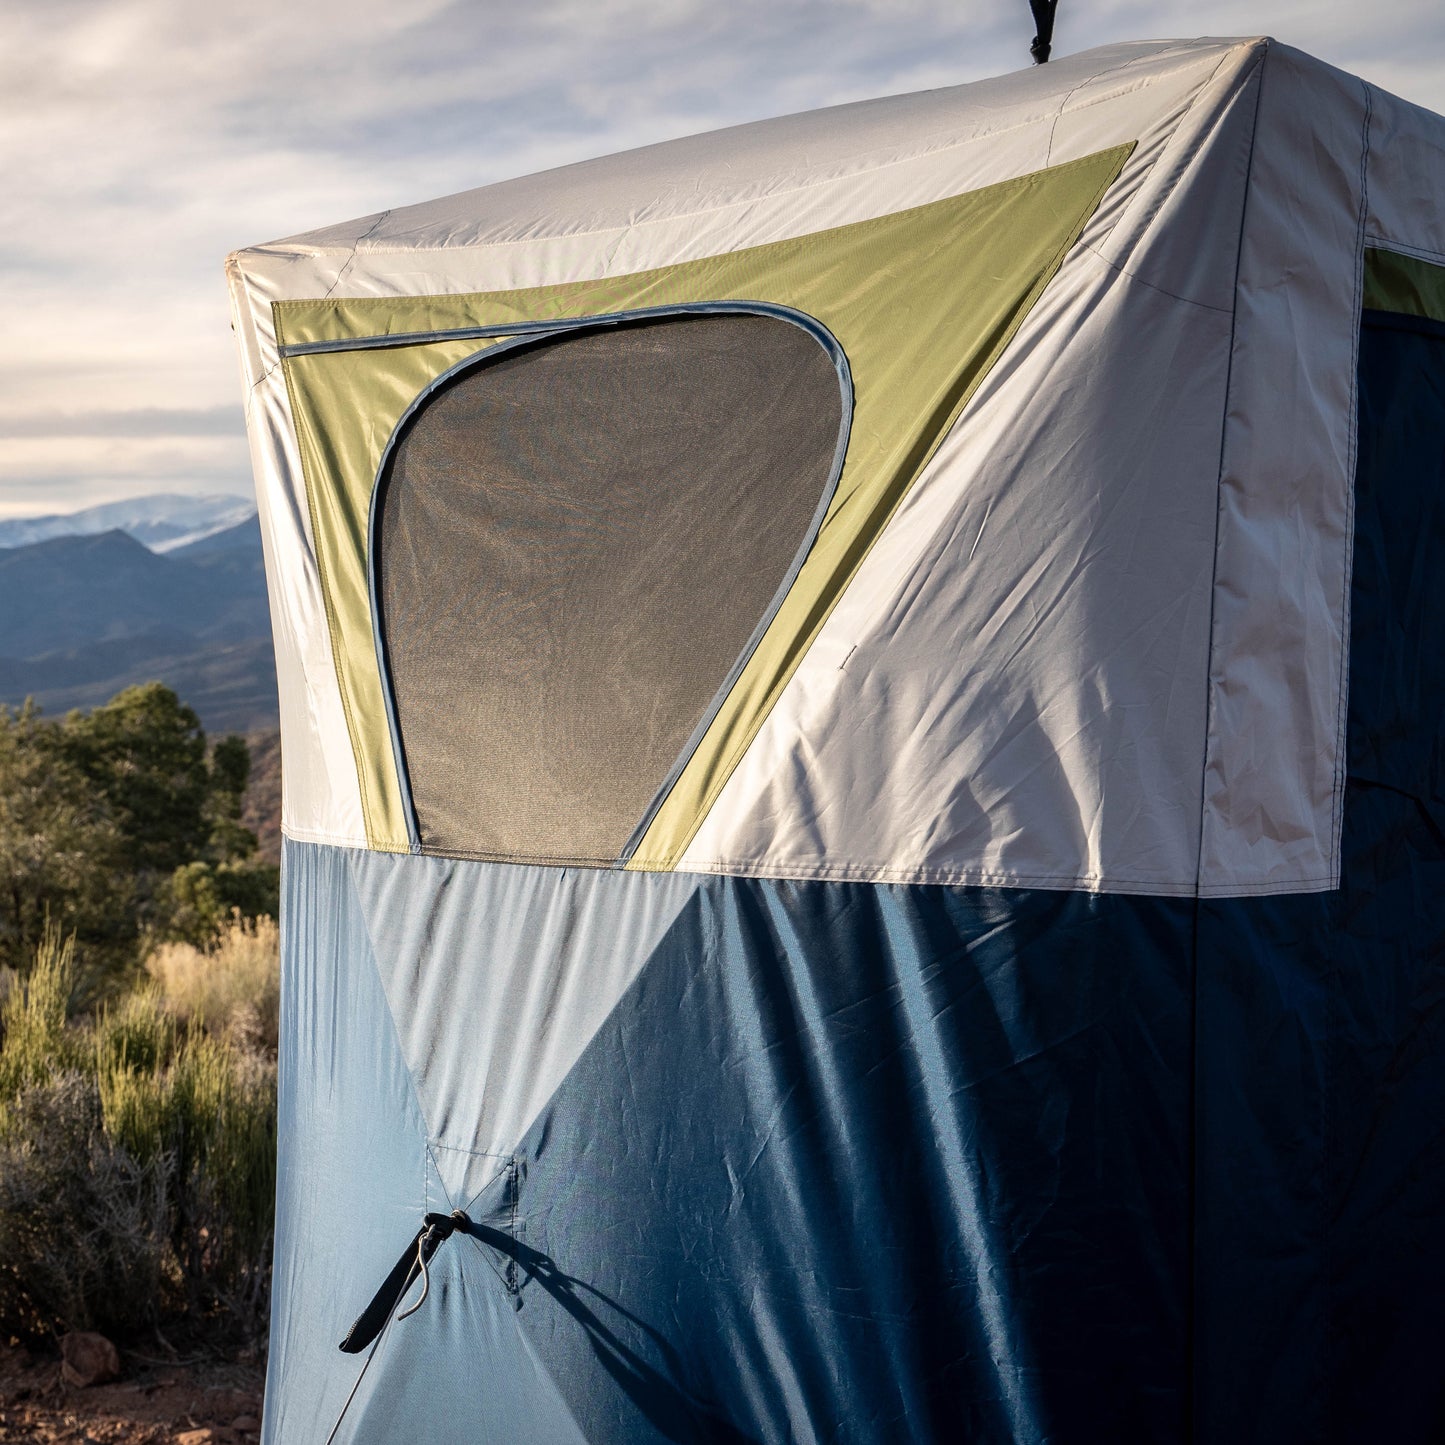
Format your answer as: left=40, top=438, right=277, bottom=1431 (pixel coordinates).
left=0, top=702, right=129, bottom=972
left=0, top=684, right=278, bottom=972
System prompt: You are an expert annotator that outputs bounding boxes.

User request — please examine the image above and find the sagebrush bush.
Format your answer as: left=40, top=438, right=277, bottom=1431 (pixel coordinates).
left=0, top=922, right=277, bottom=1346
left=95, top=982, right=177, bottom=1078
left=147, top=912, right=280, bottom=1053
left=0, top=1072, right=172, bottom=1337
left=100, top=1027, right=276, bottom=1328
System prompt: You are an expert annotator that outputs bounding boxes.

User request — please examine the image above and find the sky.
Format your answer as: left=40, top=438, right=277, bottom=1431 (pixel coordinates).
left=2, top=0, right=1443, bottom=521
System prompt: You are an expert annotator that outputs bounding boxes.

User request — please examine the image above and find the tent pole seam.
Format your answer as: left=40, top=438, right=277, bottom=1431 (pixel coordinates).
left=1330, top=84, right=1373, bottom=884
left=1188, top=40, right=1267, bottom=1444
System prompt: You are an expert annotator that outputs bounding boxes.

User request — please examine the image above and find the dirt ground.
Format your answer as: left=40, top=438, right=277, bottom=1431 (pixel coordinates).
left=0, top=1347, right=264, bottom=1445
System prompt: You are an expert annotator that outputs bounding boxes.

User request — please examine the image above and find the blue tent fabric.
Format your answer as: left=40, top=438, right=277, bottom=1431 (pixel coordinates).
left=273, top=841, right=1195, bottom=1442
left=265, top=843, right=597, bottom=1445
left=265, top=842, right=431, bottom=1443
left=499, top=877, right=1194, bottom=1444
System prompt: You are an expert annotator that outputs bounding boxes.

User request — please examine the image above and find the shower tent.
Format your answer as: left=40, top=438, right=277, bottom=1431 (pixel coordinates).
left=228, top=36, right=1445, bottom=1444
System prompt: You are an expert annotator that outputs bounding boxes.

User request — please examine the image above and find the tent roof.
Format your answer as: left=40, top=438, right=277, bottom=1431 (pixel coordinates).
left=252, top=37, right=1259, bottom=260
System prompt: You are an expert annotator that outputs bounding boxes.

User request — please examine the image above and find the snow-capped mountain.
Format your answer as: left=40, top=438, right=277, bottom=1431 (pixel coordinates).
left=0, top=493, right=257, bottom=554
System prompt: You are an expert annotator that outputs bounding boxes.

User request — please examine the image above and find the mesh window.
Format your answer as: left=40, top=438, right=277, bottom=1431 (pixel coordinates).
left=374, top=312, right=845, bottom=863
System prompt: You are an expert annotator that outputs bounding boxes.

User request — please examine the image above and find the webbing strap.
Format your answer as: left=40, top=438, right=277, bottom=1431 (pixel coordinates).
left=338, top=1210, right=465, bottom=1354
left=325, top=1209, right=471, bottom=1445
left=1029, top=0, right=1058, bottom=64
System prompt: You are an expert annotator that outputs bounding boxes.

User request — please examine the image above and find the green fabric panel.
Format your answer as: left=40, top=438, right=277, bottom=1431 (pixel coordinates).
left=277, top=144, right=1131, bottom=859
left=279, top=338, right=509, bottom=849
left=1364, top=248, right=1445, bottom=324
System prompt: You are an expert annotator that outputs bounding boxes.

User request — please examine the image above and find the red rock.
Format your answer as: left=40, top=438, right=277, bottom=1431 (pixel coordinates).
left=176, top=1430, right=213, bottom=1445
left=58, top=1333, right=121, bottom=1389
left=231, top=1416, right=261, bottom=1432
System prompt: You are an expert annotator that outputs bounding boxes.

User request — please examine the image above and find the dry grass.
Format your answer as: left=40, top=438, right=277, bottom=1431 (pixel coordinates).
left=0, top=922, right=277, bottom=1345
left=0, top=921, right=79, bottom=1096
left=146, top=913, right=279, bottom=1054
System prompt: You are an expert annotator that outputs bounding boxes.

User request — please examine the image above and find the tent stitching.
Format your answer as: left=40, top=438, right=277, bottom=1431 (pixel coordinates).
left=1193, top=52, right=1266, bottom=900
left=1363, top=233, right=1445, bottom=265
left=1329, top=81, right=1374, bottom=881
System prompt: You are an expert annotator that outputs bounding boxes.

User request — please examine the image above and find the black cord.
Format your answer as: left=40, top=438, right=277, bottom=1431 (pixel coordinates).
left=1029, top=0, right=1058, bottom=64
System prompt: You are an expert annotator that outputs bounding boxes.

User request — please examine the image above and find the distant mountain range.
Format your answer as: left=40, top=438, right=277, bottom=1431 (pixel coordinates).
left=0, top=493, right=258, bottom=554
left=0, top=497, right=277, bottom=734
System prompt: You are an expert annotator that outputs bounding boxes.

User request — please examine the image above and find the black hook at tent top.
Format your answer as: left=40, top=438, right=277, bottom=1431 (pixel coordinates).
left=1029, top=0, right=1058, bottom=64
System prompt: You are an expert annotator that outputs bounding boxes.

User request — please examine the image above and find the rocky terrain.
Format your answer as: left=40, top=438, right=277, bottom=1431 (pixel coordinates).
left=0, top=1343, right=264, bottom=1444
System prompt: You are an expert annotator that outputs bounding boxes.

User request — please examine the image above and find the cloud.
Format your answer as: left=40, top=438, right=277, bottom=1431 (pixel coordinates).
left=0, top=406, right=243, bottom=438
left=1, top=0, right=1443, bottom=517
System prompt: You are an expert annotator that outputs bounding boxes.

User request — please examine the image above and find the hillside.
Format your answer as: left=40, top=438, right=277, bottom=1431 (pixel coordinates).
left=0, top=515, right=277, bottom=733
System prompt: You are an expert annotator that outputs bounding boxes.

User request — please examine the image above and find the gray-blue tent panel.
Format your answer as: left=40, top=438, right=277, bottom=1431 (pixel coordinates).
left=271, top=843, right=1195, bottom=1443
left=264, top=844, right=591, bottom=1445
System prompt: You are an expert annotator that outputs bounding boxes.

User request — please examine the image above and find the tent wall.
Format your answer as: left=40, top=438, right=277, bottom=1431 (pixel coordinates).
left=226, top=38, right=1412, bottom=900
left=271, top=151, right=1129, bottom=859
left=268, top=841, right=1197, bottom=1443
left=225, top=35, right=1445, bottom=1445
left=1198, top=45, right=1370, bottom=895
left=682, top=55, right=1264, bottom=892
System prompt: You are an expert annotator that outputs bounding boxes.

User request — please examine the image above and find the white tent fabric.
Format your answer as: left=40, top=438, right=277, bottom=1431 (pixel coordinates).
left=226, top=35, right=1437, bottom=896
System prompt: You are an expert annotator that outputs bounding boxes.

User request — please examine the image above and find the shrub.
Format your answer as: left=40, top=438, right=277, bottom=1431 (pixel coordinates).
left=151, top=859, right=280, bottom=949
left=95, top=983, right=177, bottom=1080
left=0, top=709, right=131, bottom=975
left=0, top=921, right=80, bottom=1096
left=100, top=1027, right=276, bottom=1331
left=0, top=926, right=277, bottom=1347
left=146, top=913, right=280, bottom=1054
left=0, top=1072, right=172, bottom=1338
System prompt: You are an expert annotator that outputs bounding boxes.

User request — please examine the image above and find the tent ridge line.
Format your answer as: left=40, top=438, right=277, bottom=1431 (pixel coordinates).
left=1070, top=43, right=1269, bottom=318
left=1191, top=44, right=1268, bottom=900
left=1183, top=48, right=1266, bottom=1438
left=264, top=145, right=1151, bottom=327
left=1093, top=41, right=1269, bottom=283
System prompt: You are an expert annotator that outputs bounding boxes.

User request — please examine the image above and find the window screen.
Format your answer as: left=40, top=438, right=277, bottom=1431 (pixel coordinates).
left=374, top=311, right=846, bottom=863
